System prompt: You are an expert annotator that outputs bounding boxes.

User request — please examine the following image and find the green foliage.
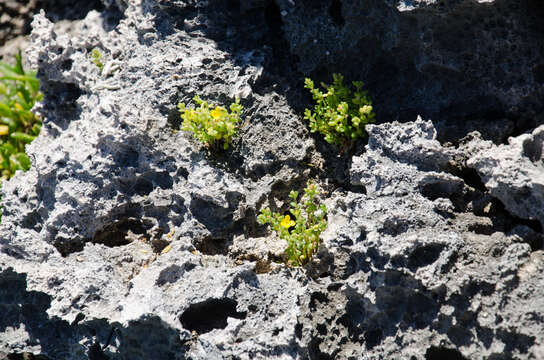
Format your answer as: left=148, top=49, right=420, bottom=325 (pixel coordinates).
left=0, top=51, right=42, bottom=221
left=257, top=181, right=327, bottom=267
left=304, top=73, right=375, bottom=148
left=178, top=95, right=243, bottom=150
left=91, top=48, right=104, bottom=72
left=0, top=51, right=42, bottom=180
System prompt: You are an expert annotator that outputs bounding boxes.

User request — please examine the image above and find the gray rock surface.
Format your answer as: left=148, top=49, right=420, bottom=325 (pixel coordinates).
left=0, top=0, right=543, bottom=359
left=467, top=125, right=544, bottom=228
left=0, top=0, right=106, bottom=48
left=276, top=0, right=544, bottom=126
left=301, top=118, right=544, bottom=359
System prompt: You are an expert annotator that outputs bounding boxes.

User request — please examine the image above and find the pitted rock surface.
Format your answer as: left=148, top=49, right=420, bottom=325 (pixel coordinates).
left=0, top=0, right=543, bottom=359
left=276, top=0, right=544, bottom=125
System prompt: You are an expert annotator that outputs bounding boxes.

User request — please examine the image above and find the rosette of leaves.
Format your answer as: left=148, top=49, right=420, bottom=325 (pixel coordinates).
left=304, top=73, right=375, bottom=149
left=178, top=95, right=243, bottom=150
left=0, top=51, right=42, bottom=180
left=257, top=181, right=327, bottom=267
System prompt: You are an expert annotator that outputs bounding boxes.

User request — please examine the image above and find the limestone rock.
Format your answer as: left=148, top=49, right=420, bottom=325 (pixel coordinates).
left=467, top=125, right=544, bottom=228
left=0, top=0, right=543, bottom=359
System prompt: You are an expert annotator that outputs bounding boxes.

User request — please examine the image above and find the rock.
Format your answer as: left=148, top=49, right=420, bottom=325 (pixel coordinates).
left=298, top=118, right=543, bottom=359
left=2, top=1, right=313, bottom=358
left=0, top=0, right=106, bottom=49
left=467, top=125, right=544, bottom=228
left=276, top=0, right=544, bottom=124
left=0, top=0, right=543, bottom=359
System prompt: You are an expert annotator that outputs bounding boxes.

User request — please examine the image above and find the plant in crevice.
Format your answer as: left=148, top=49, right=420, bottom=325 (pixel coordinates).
left=178, top=95, right=243, bottom=150
left=304, top=73, right=375, bottom=149
left=257, top=181, right=327, bottom=267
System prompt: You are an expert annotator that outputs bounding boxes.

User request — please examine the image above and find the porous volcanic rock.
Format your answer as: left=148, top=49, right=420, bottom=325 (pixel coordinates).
left=0, top=0, right=108, bottom=55
left=276, top=0, right=544, bottom=127
left=299, top=118, right=544, bottom=359
left=466, top=125, right=544, bottom=228
left=0, top=0, right=543, bottom=359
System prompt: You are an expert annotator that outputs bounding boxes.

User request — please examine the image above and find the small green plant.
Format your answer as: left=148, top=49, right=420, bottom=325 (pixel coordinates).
left=178, top=95, right=243, bottom=150
left=257, top=181, right=327, bottom=267
left=90, top=48, right=104, bottom=72
left=304, top=73, right=375, bottom=149
left=0, top=51, right=42, bottom=180
left=0, top=51, right=42, bottom=221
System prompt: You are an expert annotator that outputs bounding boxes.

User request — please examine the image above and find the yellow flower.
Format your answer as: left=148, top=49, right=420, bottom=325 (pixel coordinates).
left=210, top=107, right=225, bottom=120
left=0, top=125, right=8, bottom=136
left=280, top=215, right=295, bottom=228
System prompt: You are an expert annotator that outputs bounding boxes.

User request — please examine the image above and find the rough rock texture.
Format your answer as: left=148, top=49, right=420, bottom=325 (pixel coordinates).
left=467, top=126, right=544, bottom=228
left=301, top=118, right=544, bottom=359
left=0, top=0, right=543, bottom=359
left=0, top=0, right=107, bottom=46
left=277, top=0, right=544, bottom=129
left=0, top=0, right=111, bottom=62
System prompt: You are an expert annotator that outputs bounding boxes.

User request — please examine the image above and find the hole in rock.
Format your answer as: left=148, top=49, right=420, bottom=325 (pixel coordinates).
left=407, top=243, right=445, bottom=270
left=308, top=337, right=334, bottom=360
left=134, top=178, right=153, bottom=196
left=364, top=328, right=383, bottom=349
left=310, top=292, right=328, bottom=311
left=176, top=167, right=189, bottom=180
left=328, top=0, right=345, bottom=27
left=88, top=341, right=109, bottom=360
left=316, top=323, right=327, bottom=335
left=21, top=211, right=42, bottom=230
left=357, top=226, right=368, bottom=242
left=379, top=216, right=411, bottom=236
left=167, top=106, right=182, bottom=129
left=489, top=199, right=543, bottom=233
left=114, top=147, right=139, bottom=168
left=194, top=237, right=230, bottom=255
left=522, top=133, right=543, bottom=162
left=468, top=221, right=495, bottom=235
left=349, top=183, right=367, bottom=194
left=419, top=178, right=465, bottom=201
left=41, top=82, right=83, bottom=128
left=425, top=346, right=468, bottom=360
left=121, top=171, right=174, bottom=196
left=458, top=167, right=487, bottom=192
left=61, top=59, right=73, bottom=71
left=54, top=236, right=85, bottom=257
left=92, top=218, right=147, bottom=247
left=190, top=195, right=239, bottom=233
left=295, top=322, right=303, bottom=339
left=179, top=298, right=246, bottom=334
